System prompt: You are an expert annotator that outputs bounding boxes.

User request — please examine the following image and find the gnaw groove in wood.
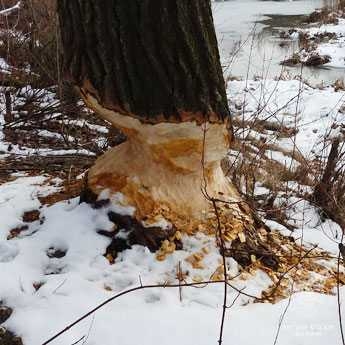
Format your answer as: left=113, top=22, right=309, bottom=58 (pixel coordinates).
left=86, top=116, right=239, bottom=232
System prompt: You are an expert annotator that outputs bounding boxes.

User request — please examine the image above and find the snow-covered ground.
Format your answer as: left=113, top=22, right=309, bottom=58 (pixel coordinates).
left=1, top=3, right=345, bottom=345
left=284, top=16, right=345, bottom=69
left=0, top=174, right=343, bottom=345
left=306, top=18, right=345, bottom=69
left=228, top=77, right=345, bottom=254
left=0, top=76, right=345, bottom=345
left=229, top=78, right=345, bottom=159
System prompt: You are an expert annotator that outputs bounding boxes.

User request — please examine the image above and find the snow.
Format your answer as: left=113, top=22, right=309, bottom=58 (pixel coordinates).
left=0, top=177, right=277, bottom=345
left=228, top=78, right=345, bottom=159
left=265, top=197, right=342, bottom=255
left=265, top=149, right=300, bottom=169
left=299, top=18, right=345, bottom=68
left=0, top=241, right=19, bottom=262
left=0, top=3, right=345, bottom=345
left=10, top=289, right=344, bottom=345
left=316, top=43, right=345, bottom=69
left=0, top=170, right=343, bottom=344
left=0, top=57, right=10, bottom=72
left=307, top=19, right=345, bottom=37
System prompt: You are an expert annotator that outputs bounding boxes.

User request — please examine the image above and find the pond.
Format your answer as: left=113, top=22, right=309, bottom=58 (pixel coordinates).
left=212, top=0, right=345, bottom=84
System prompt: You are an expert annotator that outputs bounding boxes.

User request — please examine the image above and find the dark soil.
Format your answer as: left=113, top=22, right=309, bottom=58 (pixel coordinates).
left=46, top=247, right=67, bottom=259
left=103, top=212, right=183, bottom=260
left=7, top=226, right=28, bottom=240
left=0, top=307, right=12, bottom=324
left=0, top=329, right=23, bottom=345
left=22, top=210, right=40, bottom=223
left=304, top=54, right=331, bottom=66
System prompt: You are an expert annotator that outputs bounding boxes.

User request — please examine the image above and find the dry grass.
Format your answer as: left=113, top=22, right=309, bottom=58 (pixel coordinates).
left=0, top=0, right=58, bottom=87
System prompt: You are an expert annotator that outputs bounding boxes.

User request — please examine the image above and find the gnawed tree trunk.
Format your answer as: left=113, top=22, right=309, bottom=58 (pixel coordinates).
left=58, top=1, right=278, bottom=268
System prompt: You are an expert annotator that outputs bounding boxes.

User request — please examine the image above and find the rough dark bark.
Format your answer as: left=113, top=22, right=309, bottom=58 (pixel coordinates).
left=57, top=0, right=229, bottom=124
left=57, top=0, right=277, bottom=269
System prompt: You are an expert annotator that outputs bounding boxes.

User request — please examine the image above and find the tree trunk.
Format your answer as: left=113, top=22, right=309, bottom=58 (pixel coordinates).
left=58, top=0, right=233, bottom=219
left=57, top=1, right=277, bottom=268
left=58, top=1, right=229, bottom=124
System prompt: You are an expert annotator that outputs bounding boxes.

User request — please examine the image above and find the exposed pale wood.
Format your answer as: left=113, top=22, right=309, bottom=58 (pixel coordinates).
left=86, top=92, right=238, bottom=224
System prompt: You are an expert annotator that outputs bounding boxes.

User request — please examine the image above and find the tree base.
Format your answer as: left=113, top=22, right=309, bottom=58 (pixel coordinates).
left=85, top=92, right=237, bottom=227
left=82, top=94, right=278, bottom=269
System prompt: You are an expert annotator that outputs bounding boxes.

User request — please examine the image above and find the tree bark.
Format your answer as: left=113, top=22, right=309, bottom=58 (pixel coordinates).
left=58, top=0, right=230, bottom=124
